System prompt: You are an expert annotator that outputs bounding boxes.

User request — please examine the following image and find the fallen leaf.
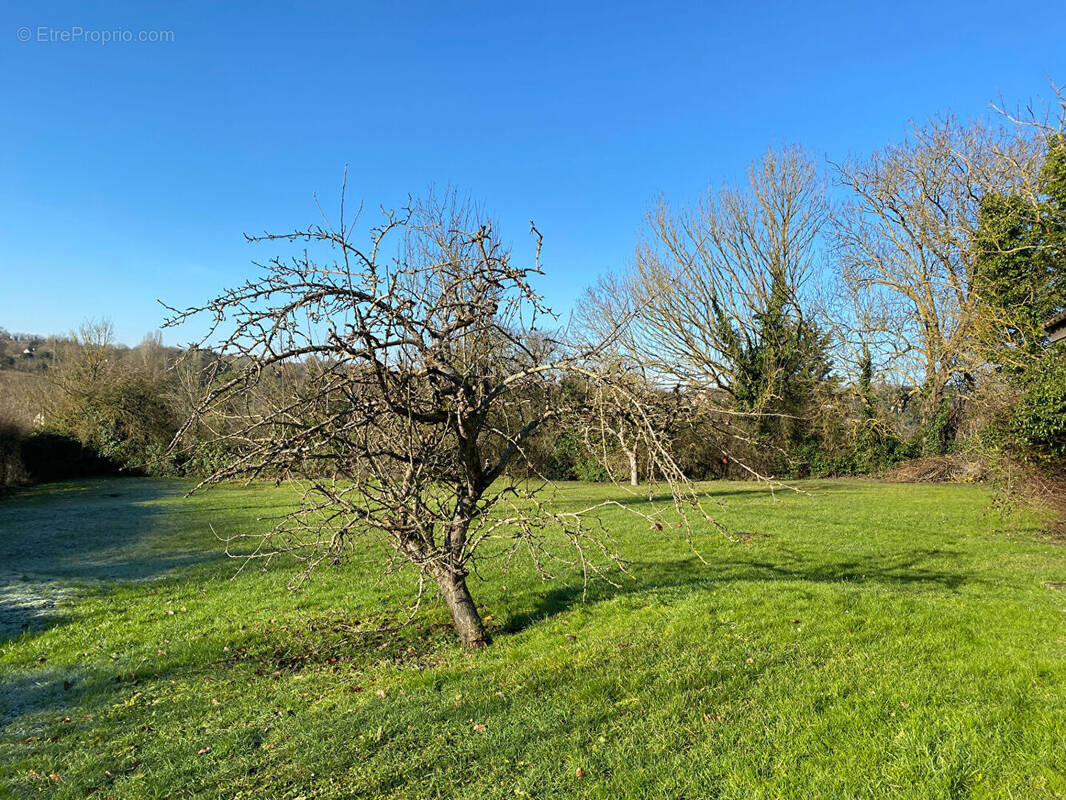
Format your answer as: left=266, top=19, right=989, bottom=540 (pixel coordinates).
left=375, top=689, right=386, bottom=699
left=575, top=767, right=584, bottom=779
left=349, top=685, right=363, bottom=692
left=197, top=746, right=211, bottom=755
left=473, top=723, right=487, bottom=731
left=49, top=773, right=60, bottom=783
left=745, top=658, right=754, bottom=664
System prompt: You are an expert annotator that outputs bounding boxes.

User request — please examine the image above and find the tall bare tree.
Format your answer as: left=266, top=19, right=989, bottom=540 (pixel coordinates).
left=580, top=147, right=832, bottom=474
left=166, top=191, right=708, bottom=648
left=585, top=146, right=828, bottom=400
left=831, top=115, right=1041, bottom=446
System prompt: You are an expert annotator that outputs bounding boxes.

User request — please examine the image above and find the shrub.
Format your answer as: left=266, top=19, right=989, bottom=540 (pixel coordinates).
left=0, top=418, right=29, bottom=488
left=18, top=428, right=118, bottom=483
left=547, top=432, right=610, bottom=482
left=1009, top=353, right=1066, bottom=468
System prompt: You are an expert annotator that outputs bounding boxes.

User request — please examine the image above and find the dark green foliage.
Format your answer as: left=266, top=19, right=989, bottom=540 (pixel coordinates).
left=1008, top=348, right=1066, bottom=467
left=169, top=439, right=240, bottom=479
left=791, top=425, right=917, bottom=478
left=62, top=373, right=178, bottom=472
left=0, top=420, right=28, bottom=487
left=18, top=428, right=119, bottom=482
left=853, top=423, right=920, bottom=474
left=921, top=395, right=957, bottom=457
left=731, top=275, right=832, bottom=421
left=547, top=431, right=610, bottom=482
left=974, top=136, right=1066, bottom=471
left=711, top=271, right=835, bottom=469
left=3, top=325, right=211, bottom=485
left=0, top=420, right=120, bottom=488
left=975, top=134, right=1066, bottom=363
left=785, top=344, right=918, bottom=478
left=857, top=345, right=875, bottom=422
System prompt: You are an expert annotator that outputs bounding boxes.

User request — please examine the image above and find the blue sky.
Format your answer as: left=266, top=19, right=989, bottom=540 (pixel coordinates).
left=3, top=0, right=1065, bottom=345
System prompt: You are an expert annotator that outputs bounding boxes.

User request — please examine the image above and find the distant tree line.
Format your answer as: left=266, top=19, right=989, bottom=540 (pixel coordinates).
left=2, top=85, right=1063, bottom=493
left=0, top=323, right=217, bottom=485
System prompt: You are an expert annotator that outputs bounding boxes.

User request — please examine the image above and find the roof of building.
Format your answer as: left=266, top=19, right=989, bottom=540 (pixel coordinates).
left=1045, top=310, right=1066, bottom=344
left=1045, top=310, right=1066, bottom=332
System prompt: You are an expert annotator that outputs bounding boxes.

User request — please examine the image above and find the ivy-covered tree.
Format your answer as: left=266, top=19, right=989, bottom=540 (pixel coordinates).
left=727, top=269, right=834, bottom=449
left=579, top=146, right=835, bottom=472
left=975, top=133, right=1066, bottom=465
left=832, top=116, right=1038, bottom=454
left=975, top=133, right=1066, bottom=367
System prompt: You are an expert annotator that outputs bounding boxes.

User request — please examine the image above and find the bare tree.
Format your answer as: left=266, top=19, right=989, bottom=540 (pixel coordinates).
left=976, top=81, right=1066, bottom=361
left=575, top=363, right=687, bottom=486
left=165, top=191, right=709, bottom=648
left=580, top=147, right=831, bottom=474
left=590, top=146, right=828, bottom=397
left=831, top=115, right=1041, bottom=439
left=991, top=79, right=1066, bottom=201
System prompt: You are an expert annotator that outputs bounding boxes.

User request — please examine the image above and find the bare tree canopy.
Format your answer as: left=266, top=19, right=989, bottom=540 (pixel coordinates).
left=831, top=115, right=1042, bottom=438
left=579, top=147, right=834, bottom=475
left=165, top=191, right=710, bottom=648
left=584, top=145, right=828, bottom=397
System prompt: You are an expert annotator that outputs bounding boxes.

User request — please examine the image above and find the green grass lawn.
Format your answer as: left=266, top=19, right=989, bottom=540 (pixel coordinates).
left=1, top=478, right=1065, bottom=799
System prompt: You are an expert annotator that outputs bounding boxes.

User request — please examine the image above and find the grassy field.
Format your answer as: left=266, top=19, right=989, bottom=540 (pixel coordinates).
left=1, top=478, right=1065, bottom=799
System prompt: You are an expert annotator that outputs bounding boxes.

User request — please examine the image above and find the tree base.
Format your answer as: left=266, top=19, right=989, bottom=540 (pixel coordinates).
left=434, top=568, right=491, bottom=649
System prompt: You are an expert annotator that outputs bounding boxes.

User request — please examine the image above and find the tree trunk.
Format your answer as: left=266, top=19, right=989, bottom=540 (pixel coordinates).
left=627, top=449, right=639, bottom=486
left=435, top=568, right=490, bottom=648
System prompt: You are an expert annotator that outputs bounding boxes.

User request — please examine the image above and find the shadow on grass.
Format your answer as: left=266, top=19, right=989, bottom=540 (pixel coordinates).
left=0, top=609, right=446, bottom=729
left=574, top=485, right=806, bottom=514
left=0, top=477, right=224, bottom=643
left=0, top=478, right=204, bottom=580
left=503, top=545, right=975, bottom=635
left=555, top=480, right=880, bottom=513
left=0, top=593, right=76, bottom=644
left=0, top=666, right=104, bottom=726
